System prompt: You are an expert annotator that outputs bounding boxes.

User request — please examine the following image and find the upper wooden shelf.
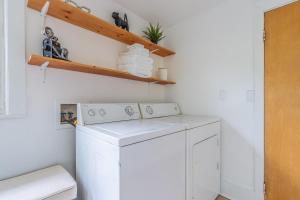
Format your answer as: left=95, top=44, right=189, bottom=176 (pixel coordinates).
left=27, top=0, right=176, bottom=57
left=28, top=55, right=176, bottom=85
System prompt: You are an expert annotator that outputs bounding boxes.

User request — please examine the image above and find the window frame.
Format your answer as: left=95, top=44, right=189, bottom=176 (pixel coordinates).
left=0, top=0, right=26, bottom=118
left=0, top=1, right=5, bottom=114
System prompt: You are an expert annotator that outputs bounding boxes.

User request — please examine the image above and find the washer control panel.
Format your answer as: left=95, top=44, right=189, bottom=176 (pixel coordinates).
left=77, top=103, right=141, bottom=125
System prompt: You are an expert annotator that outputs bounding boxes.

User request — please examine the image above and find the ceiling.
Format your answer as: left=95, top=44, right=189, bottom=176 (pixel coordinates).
left=113, top=0, right=223, bottom=27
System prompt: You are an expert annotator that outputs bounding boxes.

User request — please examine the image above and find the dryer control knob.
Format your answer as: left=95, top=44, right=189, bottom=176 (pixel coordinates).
left=125, top=106, right=135, bottom=116
left=146, top=106, right=154, bottom=115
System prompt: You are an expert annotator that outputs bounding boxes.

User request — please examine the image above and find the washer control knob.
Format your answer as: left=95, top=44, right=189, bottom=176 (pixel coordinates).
left=99, top=108, right=106, bottom=117
left=87, top=109, right=96, bottom=117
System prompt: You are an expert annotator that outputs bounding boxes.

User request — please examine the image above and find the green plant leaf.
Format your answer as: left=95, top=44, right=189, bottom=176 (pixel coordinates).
left=143, top=23, right=165, bottom=44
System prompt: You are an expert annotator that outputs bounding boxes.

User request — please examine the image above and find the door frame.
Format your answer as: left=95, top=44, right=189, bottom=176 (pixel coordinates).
left=253, top=0, right=298, bottom=199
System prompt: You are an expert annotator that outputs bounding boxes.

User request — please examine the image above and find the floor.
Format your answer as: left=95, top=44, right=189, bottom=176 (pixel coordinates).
left=216, top=195, right=230, bottom=200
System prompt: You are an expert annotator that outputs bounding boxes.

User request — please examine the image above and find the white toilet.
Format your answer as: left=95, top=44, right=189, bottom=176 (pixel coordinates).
left=0, top=165, right=77, bottom=200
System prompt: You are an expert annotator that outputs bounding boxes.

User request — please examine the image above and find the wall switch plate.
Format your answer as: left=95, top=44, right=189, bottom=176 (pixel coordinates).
left=219, top=90, right=227, bottom=101
left=246, top=90, right=255, bottom=103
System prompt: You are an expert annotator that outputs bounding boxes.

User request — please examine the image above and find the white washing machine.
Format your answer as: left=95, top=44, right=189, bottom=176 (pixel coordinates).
left=139, top=103, right=221, bottom=200
left=76, top=103, right=186, bottom=200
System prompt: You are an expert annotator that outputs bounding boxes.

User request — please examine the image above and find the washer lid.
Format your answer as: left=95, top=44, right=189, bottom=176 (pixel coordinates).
left=78, top=119, right=185, bottom=146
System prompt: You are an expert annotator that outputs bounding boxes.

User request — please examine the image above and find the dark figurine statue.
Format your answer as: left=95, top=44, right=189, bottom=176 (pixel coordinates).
left=112, top=12, right=129, bottom=31
left=42, top=27, right=69, bottom=60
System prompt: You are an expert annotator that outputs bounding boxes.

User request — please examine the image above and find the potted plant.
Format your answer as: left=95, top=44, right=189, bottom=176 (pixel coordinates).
left=143, top=23, right=165, bottom=44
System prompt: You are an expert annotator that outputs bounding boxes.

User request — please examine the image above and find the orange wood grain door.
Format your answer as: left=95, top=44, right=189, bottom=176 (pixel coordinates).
left=265, top=1, right=300, bottom=200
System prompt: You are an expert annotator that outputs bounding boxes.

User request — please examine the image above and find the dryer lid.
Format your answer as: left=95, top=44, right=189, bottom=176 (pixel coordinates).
left=153, top=115, right=220, bottom=129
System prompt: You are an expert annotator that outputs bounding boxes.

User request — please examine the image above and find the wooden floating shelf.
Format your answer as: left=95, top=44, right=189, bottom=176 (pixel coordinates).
left=27, top=0, right=175, bottom=57
left=28, top=55, right=176, bottom=85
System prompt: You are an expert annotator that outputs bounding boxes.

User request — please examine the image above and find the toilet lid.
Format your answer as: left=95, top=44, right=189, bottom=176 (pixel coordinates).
left=0, top=165, right=77, bottom=200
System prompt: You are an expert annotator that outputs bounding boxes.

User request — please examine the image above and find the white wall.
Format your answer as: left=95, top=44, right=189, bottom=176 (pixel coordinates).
left=165, top=0, right=257, bottom=199
left=0, top=0, right=166, bottom=180
left=0, top=1, right=4, bottom=114
left=1, top=0, right=296, bottom=198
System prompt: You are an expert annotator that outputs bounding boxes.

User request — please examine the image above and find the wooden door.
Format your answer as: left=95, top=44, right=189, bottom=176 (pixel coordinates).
left=265, top=1, right=300, bottom=200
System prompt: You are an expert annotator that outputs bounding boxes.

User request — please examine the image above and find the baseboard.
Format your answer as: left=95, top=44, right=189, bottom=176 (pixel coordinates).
left=221, top=179, right=257, bottom=200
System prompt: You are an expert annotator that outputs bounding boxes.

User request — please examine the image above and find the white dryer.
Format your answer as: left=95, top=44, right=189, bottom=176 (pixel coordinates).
left=76, top=103, right=186, bottom=200
left=140, top=103, right=221, bottom=200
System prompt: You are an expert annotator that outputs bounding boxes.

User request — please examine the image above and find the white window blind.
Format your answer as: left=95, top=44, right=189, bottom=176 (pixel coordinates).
left=0, top=1, right=4, bottom=114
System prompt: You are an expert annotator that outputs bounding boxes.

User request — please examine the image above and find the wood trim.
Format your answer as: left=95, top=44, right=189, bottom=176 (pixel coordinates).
left=28, top=55, right=176, bottom=85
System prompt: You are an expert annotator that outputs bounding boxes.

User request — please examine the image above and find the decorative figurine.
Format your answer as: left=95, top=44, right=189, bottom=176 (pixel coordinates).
left=42, top=27, right=69, bottom=60
left=112, top=12, right=129, bottom=31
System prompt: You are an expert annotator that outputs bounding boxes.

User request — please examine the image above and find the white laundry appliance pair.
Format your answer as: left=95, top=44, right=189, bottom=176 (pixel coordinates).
left=76, top=103, right=220, bottom=200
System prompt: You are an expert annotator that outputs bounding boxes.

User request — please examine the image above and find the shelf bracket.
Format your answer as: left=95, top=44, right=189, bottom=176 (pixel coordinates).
left=148, top=81, right=160, bottom=86
left=40, top=61, right=50, bottom=83
left=40, top=1, right=50, bottom=34
left=150, top=49, right=159, bottom=54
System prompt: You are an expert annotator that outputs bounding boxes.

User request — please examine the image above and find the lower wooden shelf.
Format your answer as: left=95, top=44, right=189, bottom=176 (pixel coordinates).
left=28, top=55, right=176, bottom=85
